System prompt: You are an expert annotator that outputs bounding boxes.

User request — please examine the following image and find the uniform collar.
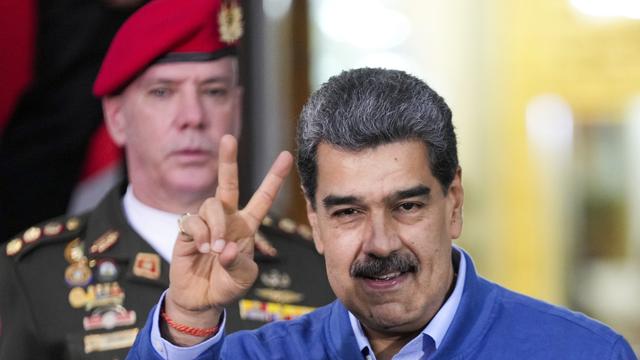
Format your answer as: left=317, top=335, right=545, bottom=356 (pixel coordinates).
left=84, top=184, right=170, bottom=288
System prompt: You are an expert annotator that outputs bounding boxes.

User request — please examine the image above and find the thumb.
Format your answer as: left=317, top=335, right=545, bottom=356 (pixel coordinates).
left=218, top=242, right=258, bottom=289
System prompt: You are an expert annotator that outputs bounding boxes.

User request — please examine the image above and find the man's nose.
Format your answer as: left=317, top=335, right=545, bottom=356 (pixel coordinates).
left=361, top=211, right=401, bottom=257
left=176, top=91, right=205, bottom=129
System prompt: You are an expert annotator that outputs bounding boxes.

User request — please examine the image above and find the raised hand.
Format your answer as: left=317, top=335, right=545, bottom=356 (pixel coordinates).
left=163, top=134, right=293, bottom=345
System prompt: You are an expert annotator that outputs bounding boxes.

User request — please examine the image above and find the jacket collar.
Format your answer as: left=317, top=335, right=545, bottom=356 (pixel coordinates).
left=433, top=249, right=498, bottom=359
left=326, top=301, right=367, bottom=359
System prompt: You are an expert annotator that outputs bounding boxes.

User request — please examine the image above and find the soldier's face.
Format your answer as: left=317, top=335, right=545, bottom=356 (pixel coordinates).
left=306, top=140, right=464, bottom=337
left=103, top=57, right=242, bottom=205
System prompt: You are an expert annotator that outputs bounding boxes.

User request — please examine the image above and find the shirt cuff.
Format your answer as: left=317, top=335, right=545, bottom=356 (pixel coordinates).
left=150, top=290, right=226, bottom=360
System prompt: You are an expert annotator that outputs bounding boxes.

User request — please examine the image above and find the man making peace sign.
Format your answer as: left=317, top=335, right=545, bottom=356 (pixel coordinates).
left=128, top=68, right=636, bottom=359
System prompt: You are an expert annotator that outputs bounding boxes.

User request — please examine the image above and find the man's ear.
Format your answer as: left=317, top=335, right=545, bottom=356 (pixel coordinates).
left=102, top=96, right=127, bottom=146
left=304, top=192, right=324, bottom=255
left=447, top=167, right=464, bottom=239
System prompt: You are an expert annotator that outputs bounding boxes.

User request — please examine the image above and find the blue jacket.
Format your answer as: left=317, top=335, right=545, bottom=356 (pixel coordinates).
left=127, top=251, right=637, bottom=359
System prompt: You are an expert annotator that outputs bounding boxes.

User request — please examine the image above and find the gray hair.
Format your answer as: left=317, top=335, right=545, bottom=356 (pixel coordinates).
left=296, top=68, right=458, bottom=206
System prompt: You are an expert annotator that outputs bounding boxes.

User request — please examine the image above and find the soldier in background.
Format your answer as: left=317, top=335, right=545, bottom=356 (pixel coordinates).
left=0, top=0, right=334, bottom=358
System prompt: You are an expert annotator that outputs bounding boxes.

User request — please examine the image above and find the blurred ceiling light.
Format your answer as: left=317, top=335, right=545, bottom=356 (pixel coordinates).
left=526, top=94, right=574, bottom=154
left=569, top=0, right=640, bottom=19
left=316, top=0, right=410, bottom=49
left=263, top=0, right=292, bottom=21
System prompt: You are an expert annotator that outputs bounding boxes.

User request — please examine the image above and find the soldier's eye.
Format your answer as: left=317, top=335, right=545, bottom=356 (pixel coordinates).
left=203, top=87, right=228, bottom=97
left=149, top=87, right=172, bottom=97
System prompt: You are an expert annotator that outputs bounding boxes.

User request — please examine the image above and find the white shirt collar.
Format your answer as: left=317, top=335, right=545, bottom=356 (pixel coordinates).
left=122, top=186, right=180, bottom=262
left=349, top=246, right=466, bottom=359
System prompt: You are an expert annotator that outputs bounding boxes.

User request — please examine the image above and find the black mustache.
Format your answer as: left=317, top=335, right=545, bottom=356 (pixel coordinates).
left=350, top=252, right=418, bottom=278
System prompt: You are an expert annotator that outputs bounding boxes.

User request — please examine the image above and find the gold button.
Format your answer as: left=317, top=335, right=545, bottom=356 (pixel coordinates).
left=278, top=218, right=296, bottom=233
left=66, top=217, right=81, bottom=231
left=23, top=226, right=42, bottom=244
left=6, top=238, right=23, bottom=256
left=43, top=221, right=63, bottom=236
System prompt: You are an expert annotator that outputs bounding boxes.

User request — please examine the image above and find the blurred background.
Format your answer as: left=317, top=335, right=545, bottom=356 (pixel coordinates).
left=2, top=0, right=639, bottom=352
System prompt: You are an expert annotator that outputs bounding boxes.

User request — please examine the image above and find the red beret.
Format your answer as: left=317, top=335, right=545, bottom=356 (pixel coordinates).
left=93, top=0, right=243, bottom=97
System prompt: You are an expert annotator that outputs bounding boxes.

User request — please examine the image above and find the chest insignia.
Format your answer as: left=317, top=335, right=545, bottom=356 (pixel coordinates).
left=65, top=261, right=93, bottom=287
left=96, top=259, right=119, bottom=282
left=133, top=252, right=161, bottom=280
left=254, top=288, right=304, bottom=303
left=260, top=269, right=291, bottom=288
left=82, top=305, right=136, bottom=331
left=239, top=299, right=315, bottom=322
left=67, top=282, right=125, bottom=311
left=90, top=230, right=119, bottom=254
left=83, top=327, right=139, bottom=354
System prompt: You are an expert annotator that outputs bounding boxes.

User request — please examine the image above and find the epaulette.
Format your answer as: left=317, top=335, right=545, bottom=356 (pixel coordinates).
left=260, top=214, right=313, bottom=242
left=4, top=215, right=87, bottom=260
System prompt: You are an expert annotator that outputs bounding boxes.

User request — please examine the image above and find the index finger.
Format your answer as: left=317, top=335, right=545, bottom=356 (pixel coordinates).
left=242, top=151, right=293, bottom=230
left=215, top=134, right=240, bottom=211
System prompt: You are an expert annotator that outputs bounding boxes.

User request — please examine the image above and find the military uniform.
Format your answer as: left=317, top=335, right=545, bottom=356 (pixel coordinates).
left=0, top=185, right=334, bottom=359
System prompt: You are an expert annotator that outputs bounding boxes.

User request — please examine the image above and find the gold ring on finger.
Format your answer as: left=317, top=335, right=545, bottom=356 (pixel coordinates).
left=178, top=212, right=196, bottom=239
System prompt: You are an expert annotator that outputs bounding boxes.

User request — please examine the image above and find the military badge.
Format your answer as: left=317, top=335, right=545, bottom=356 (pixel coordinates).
left=260, top=269, right=291, bottom=288
left=65, top=261, right=93, bottom=287
left=218, top=0, right=243, bottom=44
left=96, top=259, right=119, bottom=282
left=83, top=305, right=136, bottom=331
left=133, top=252, right=161, bottom=280
left=83, top=328, right=138, bottom=354
left=64, top=238, right=84, bottom=264
left=90, top=230, right=119, bottom=254
left=84, top=282, right=125, bottom=311
left=255, top=288, right=304, bottom=304
left=239, top=299, right=315, bottom=322
left=69, top=286, right=88, bottom=309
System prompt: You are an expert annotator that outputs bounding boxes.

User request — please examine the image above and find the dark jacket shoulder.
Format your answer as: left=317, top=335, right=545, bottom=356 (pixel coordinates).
left=3, top=214, right=88, bottom=262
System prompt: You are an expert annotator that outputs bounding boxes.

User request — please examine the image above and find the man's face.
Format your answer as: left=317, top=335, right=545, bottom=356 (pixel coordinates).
left=103, top=57, right=241, bottom=205
left=306, top=140, right=463, bottom=335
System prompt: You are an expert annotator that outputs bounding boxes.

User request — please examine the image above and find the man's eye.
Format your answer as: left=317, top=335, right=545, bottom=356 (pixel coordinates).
left=396, top=202, right=423, bottom=212
left=149, top=88, right=171, bottom=97
left=332, top=208, right=360, bottom=218
left=204, top=88, right=227, bottom=96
